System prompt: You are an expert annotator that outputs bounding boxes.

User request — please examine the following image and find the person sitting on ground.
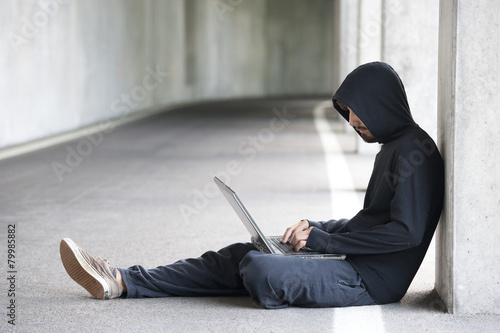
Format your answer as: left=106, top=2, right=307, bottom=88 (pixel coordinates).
left=60, top=62, right=444, bottom=308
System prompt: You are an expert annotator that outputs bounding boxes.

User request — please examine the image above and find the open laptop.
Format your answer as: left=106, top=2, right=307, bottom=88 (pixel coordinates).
left=214, top=177, right=345, bottom=260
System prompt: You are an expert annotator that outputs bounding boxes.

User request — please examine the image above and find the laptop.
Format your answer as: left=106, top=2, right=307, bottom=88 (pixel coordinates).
left=214, top=177, right=345, bottom=260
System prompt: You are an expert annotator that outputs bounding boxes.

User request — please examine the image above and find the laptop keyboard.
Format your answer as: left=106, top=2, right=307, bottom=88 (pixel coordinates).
left=268, top=237, right=291, bottom=253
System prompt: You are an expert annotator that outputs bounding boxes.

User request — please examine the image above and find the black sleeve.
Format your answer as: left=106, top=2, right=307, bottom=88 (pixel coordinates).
left=306, top=148, right=439, bottom=255
left=307, top=219, right=349, bottom=234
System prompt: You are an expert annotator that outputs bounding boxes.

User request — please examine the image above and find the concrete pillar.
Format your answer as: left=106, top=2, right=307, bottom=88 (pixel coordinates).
left=334, top=0, right=360, bottom=89
left=436, top=0, right=500, bottom=314
left=381, top=0, right=439, bottom=141
left=357, top=0, right=383, bottom=65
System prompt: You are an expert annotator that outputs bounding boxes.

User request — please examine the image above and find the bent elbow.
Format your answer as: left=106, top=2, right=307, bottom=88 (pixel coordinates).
left=406, top=235, right=423, bottom=248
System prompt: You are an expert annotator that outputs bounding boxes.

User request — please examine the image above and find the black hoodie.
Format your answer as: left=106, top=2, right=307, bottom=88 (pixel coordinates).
left=306, top=62, right=444, bottom=304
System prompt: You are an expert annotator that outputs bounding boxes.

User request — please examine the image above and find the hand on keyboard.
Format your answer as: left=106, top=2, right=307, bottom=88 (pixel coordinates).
left=281, top=219, right=313, bottom=251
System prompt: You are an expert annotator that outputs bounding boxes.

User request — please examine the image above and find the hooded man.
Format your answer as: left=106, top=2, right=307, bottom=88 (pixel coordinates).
left=60, top=62, right=444, bottom=308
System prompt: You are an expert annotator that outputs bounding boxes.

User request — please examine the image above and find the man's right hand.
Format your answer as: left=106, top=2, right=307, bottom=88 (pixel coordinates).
left=281, top=219, right=313, bottom=251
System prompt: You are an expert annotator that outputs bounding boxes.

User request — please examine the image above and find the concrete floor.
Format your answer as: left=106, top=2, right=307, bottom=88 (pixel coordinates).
left=0, top=98, right=498, bottom=332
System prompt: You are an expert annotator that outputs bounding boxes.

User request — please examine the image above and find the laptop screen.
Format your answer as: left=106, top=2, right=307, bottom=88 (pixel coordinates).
left=214, top=177, right=274, bottom=252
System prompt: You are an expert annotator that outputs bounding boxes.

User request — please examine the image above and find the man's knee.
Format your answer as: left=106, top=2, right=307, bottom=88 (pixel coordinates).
left=239, top=252, right=288, bottom=309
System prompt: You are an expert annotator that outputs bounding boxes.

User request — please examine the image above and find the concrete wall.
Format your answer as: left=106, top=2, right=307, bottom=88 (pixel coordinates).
left=382, top=0, right=439, bottom=141
left=436, top=0, right=500, bottom=314
left=0, top=0, right=334, bottom=149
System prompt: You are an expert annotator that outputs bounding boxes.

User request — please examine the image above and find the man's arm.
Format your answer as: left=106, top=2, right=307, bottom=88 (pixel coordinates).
left=308, top=219, right=349, bottom=234
left=305, top=153, right=440, bottom=255
left=281, top=219, right=349, bottom=251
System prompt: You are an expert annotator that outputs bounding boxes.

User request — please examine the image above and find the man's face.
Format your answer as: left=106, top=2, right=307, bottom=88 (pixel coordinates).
left=347, top=108, right=377, bottom=143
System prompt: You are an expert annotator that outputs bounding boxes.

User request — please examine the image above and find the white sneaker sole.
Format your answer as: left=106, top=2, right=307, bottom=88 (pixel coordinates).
left=60, top=238, right=110, bottom=299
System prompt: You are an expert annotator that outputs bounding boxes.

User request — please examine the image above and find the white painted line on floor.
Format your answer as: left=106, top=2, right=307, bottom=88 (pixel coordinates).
left=313, top=100, right=386, bottom=333
left=333, top=305, right=386, bottom=332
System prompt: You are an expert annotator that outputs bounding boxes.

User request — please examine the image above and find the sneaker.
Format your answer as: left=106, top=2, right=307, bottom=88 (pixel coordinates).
left=60, top=238, right=123, bottom=299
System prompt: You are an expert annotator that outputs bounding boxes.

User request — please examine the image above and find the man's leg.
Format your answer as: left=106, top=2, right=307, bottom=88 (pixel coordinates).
left=119, top=243, right=256, bottom=298
left=239, top=251, right=376, bottom=309
left=61, top=238, right=374, bottom=308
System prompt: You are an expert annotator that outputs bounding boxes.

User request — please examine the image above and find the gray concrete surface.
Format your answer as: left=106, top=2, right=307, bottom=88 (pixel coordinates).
left=0, top=98, right=498, bottom=332
left=436, top=0, right=500, bottom=314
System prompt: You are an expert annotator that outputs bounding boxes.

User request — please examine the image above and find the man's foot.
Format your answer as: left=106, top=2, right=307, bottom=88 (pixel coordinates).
left=60, top=238, right=123, bottom=299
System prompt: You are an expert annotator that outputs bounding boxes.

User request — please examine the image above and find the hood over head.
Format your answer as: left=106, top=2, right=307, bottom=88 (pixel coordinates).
left=332, top=62, right=416, bottom=144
